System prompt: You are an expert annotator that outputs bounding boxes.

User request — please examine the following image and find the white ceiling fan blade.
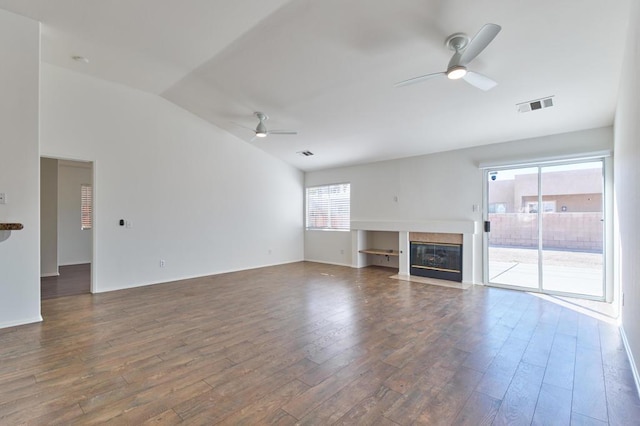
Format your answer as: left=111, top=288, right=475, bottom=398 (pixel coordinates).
left=459, top=23, right=501, bottom=66
left=268, top=130, right=298, bottom=135
left=463, top=71, right=497, bottom=91
left=231, top=121, right=257, bottom=132
left=394, top=72, right=446, bottom=88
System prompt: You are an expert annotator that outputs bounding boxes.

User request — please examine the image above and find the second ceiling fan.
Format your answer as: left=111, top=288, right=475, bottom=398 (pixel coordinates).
left=396, top=23, right=502, bottom=91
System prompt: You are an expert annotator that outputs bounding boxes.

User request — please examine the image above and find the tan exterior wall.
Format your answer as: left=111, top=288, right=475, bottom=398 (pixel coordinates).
left=488, top=212, right=603, bottom=251
left=488, top=168, right=603, bottom=213
left=520, top=194, right=602, bottom=212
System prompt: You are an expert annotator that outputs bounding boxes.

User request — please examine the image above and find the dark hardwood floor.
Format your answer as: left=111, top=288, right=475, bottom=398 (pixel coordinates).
left=41, top=263, right=91, bottom=299
left=2, top=262, right=639, bottom=424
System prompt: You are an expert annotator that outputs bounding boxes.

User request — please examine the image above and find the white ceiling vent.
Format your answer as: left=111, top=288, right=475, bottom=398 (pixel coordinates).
left=297, top=150, right=314, bottom=157
left=517, top=96, right=554, bottom=113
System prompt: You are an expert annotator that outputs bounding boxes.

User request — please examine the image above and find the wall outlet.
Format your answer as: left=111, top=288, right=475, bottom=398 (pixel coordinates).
left=0, top=193, right=5, bottom=204
left=159, top=259, right=166, bottom=268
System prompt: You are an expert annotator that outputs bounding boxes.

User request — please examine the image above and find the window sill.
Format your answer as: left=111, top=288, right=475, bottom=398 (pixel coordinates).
left=305, top=228, right=351, bottom=232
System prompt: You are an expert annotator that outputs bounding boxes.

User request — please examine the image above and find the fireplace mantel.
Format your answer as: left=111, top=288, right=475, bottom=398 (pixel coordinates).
left=351, top=220, right=478, bottom=235
left=351, top=220, right=479, bottom=284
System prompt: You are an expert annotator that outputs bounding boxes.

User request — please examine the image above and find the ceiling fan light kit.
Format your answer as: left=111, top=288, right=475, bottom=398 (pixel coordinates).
left=233, top=111, right=298, bottom=139
left=255, top=117, right=268, bottom=137
left=395, top=23, right=501, bottom=91
left=447, top=65, right=467, bottom=80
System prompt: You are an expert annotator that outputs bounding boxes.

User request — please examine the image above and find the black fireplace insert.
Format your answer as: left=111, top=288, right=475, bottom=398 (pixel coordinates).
left=410, top=241, right=462, bottom=282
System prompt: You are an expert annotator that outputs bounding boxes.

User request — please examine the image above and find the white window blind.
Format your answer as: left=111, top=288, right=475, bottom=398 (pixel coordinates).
left=306, top=183, right=350, bottom=230
left=81, top=184, right=93, bottom=230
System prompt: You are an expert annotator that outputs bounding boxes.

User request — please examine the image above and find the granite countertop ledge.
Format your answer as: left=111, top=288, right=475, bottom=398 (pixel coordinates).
left=0, top=223, right=24, bottom=231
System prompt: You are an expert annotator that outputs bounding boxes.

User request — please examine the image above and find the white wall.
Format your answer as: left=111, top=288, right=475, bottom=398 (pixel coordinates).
left=58, top=163, right=92, bottom=266
left=40, top=63, right=304, bottom=293
left=40, top=158, right=58, bottom=276
left=0, top=10, right=41, bottom=327
left=615, top=0, right=640, bottom=391
left=305, top=126, right=613, bottom=282
left=305, top=230, right=352, bottom=266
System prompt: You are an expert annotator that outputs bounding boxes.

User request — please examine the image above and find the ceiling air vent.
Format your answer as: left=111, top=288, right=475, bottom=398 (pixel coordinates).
left=517, top=96, right=554, bottom=113
left=297, top=150, right=314, bottom=157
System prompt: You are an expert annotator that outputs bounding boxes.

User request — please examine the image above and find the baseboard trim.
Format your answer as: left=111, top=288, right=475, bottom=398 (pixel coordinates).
left=92, top=259, right=305, bottom=293
left=0, top=315, right=43, bottom=330
left=304, top=259, right=352, bottom=268
left=620, top=326, right=640, bottom=398
left=41, top=272, right=60, bottom=278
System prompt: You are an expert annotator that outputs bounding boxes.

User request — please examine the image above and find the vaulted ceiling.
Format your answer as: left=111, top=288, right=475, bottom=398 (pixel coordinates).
left=0, top=0, right=630, bottom=171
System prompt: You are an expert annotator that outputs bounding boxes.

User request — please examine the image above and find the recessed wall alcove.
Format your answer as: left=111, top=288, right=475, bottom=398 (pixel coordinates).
left=351, top=220, right=479, bottom=284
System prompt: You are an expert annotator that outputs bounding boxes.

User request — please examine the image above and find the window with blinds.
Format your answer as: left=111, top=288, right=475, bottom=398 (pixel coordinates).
left=306, top=183, right=350, bottom=230
left=81, top=184, right=93, bottom=230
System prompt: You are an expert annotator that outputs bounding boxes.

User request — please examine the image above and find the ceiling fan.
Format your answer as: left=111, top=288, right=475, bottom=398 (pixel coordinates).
left=235, top=112, right=297, bottom=139
left=395, top=23, right=501, bottom=91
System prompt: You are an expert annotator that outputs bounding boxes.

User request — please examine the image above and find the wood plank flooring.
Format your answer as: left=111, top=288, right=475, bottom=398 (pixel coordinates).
left=41, top=263, right=91, bottom=299
left=2, top=262, right=639, bottom=424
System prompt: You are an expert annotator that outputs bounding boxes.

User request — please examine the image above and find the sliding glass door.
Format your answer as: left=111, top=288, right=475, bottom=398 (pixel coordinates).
left=486, top=167, right=539, bottom=290
left=485, top=160, right=605, bottom=299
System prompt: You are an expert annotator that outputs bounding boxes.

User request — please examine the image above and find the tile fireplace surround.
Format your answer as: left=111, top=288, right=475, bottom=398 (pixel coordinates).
left=351, top=220, right=479, bottom=284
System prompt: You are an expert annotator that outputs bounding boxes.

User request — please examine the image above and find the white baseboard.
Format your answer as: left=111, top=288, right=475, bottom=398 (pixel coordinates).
left=0, top=315, right=43, bottom=330
left=620, top=326, right=640, bottom=398
left=92, top=259, right=305, bottom=293
left=59, top=262, right=91, bottom=266
left=304, top=259, right=352, bottom=268
left=41, top=272, right=60, bottom=277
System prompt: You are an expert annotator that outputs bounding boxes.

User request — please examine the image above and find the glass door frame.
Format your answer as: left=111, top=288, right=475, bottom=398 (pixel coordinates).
left=482, top=156, right=613, bottom=302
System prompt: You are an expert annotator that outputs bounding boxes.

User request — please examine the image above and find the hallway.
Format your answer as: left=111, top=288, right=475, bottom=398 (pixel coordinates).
left=41, top=263, right=90, bottom=300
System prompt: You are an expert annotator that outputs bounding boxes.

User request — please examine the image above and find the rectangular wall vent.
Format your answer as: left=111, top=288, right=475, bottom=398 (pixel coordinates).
left=297, top=150, right=314, bottom=157
left=517, top=96, right=554, bottom=113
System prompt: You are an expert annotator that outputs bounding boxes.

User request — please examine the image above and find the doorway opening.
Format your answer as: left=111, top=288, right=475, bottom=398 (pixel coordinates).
left=40, top=157, right=94, bottom=299
left=484, top=159, right=607, bottom=300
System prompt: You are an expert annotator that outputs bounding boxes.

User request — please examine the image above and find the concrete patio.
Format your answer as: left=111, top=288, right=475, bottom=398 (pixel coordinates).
left=489, top=246, right=603, bottom=297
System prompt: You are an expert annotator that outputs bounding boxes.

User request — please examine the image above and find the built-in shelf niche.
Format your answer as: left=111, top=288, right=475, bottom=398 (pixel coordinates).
left=358, top=230, right=400, bottom=269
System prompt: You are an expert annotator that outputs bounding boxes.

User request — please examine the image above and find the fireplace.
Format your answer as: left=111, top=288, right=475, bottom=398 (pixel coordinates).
left=351, top=224, right=476, bottom=284
left=410, top=241, right=463, bottom=282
